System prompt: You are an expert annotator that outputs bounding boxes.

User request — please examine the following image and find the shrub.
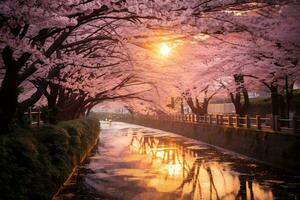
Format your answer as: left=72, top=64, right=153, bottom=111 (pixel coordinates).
left=0, top=118, right=100, bottom=200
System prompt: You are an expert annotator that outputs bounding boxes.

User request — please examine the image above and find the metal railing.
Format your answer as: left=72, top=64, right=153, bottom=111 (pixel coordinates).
left=102, top=113, right=300, bottom=135
left=24, top=107, right=42, bottom=127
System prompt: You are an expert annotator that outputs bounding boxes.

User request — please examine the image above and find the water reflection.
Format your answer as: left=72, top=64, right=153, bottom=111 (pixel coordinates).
left=129, top=133, right=273, bottom=200
left=55, top=122, right=300, bottom=200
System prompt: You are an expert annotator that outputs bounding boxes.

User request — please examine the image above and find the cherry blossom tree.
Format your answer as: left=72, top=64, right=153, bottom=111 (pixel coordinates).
left=0, top=0, right=157, bottom=129
left=1, top=0, right=299, bottom=131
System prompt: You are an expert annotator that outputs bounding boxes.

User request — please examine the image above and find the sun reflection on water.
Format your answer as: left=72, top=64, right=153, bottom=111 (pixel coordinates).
left=128, top=133, right=274, bottom=200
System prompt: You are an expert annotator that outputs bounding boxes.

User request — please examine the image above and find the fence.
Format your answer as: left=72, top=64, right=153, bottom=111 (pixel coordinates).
left=24, top=107, right=42, bottom=127
left=104, top=113, right=300, bottom=135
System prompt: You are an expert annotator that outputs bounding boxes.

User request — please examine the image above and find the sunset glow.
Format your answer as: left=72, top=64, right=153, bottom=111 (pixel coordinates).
left=159, top=43, right=172, bottom=56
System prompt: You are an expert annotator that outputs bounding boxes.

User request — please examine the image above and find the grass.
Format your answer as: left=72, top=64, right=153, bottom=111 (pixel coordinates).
left=0, top=118, right=100, bottom=200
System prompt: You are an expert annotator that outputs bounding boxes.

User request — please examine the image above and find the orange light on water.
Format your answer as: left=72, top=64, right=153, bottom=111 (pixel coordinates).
left=167, top=163, right=182, bottom=176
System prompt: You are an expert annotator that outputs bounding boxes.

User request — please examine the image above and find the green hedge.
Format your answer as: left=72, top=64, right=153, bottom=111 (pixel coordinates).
left=0, top=118, right=100, bottom=200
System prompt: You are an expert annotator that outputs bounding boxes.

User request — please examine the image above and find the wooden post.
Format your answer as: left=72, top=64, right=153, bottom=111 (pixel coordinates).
left=228, top=115, right=232, bottom=126
left=37, top=108, right=41, bottom=127
left=272, top=115, right=280, bottom=131
left=216, top=114, right=219, bottom=125
left=245, top=115, right=250, bottom=128
left=256, top=115, right=261, bottom=130
left=209, top=115, right=212, bottom=124
left=235, top=114, right=240, bottom=127
left=220, top=115, right=223, bottom=125
left=292, top=116, right=299, bottom=134
left=28, top=107, right=32, bottom=125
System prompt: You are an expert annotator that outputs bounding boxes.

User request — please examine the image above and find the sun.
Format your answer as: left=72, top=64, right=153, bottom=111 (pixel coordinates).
left=159, top=43, right=172, bottom=56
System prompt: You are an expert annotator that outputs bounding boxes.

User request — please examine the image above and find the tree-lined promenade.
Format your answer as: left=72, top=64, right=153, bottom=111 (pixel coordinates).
left=1, top=1, right=300, bottom=199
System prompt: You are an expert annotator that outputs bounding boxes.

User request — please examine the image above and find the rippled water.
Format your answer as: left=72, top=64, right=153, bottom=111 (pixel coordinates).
left=55, top=122, right=300, bottom=200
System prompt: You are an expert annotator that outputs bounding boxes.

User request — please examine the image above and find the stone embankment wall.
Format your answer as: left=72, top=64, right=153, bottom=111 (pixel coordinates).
left=119, top=117, right=300, bottom=174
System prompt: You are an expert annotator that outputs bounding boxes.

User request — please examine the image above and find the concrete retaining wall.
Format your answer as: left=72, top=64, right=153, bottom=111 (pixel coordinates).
left=120, top=117, right=300, bottom=174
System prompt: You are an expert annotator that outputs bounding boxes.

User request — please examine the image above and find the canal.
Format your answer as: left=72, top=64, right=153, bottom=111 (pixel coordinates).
left=55, top=122, right=300, bottom=200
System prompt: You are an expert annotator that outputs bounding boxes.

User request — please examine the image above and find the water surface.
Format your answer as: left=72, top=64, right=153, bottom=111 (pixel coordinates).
left=55, top=122, right=300, bottom=200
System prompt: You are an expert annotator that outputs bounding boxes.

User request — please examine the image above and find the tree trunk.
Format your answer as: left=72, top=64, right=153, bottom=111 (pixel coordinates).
left=186, top=97, right=199, bottom=115
left=44, top=83, right=59, bottom=123
left=279, top=94, right=286, bottom=118
left=202, top=98, right=209, bottom=115
left=230, top=89, right=250, bottom=116
left=0, top=47, right=19, bottom=131
left=270, top=86, right=279, bottom=115
left=185, top=97, right=209, bottom=115
left=230, top=93, right=242, bottom=115
left=285, top=75, right=289, bottom=118
left=180, top=101, right=184, bottom=115
left=55, top=93, right=86, bottom=121
left=242, top=88, right=250, bottom=114
left=230, top=74, right=250, bottom=116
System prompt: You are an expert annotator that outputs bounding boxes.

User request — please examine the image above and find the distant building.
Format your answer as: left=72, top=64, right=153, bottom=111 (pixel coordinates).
left=248, top=92, right=260, bottom=99
left=208, top=103, right=235, bottom=114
